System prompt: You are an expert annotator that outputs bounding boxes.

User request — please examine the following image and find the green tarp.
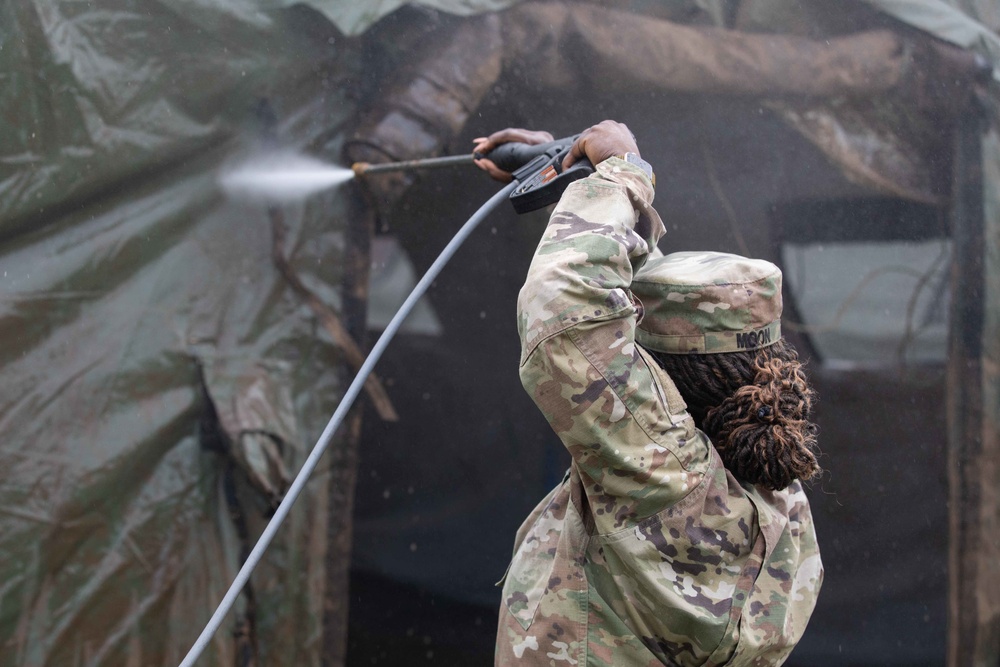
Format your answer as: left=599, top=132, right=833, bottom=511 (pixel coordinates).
left=0, top=3, right=364, bottom=664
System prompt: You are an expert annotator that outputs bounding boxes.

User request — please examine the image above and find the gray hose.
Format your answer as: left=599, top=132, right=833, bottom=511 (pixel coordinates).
left=178, top=179, right=518, bottom=667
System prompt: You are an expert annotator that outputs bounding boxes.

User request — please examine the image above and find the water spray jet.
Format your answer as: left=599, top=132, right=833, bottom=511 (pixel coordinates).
left=219, top=151, right=356, bottom=201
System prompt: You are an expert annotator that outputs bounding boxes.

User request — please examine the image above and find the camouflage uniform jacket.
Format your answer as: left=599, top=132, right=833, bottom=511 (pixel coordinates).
left=495, top=159, right=823, bottom=666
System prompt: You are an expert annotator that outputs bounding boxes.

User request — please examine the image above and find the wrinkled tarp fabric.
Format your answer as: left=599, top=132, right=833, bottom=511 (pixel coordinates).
left=350, top=1, right=941, bottom=203
left=734, top=0, right=987, bottom=203
left=0, top=2, right=360, bottom=665
left=862, top=0, right=1000, bottom=82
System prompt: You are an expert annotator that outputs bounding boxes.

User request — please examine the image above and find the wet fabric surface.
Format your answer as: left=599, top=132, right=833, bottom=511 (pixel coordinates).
left=0, top=3, right=361, bottom=664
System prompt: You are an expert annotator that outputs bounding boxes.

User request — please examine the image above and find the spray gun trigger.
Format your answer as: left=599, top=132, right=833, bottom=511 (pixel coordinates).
left=508, top=142, right=594, bottom=214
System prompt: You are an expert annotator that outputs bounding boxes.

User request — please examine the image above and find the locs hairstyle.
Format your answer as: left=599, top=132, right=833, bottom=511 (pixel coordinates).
left=654, top=340, right=820, bottom=491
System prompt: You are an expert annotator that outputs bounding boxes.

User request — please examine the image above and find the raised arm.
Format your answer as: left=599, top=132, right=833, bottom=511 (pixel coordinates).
left=513, top=122, right=711, bottom=532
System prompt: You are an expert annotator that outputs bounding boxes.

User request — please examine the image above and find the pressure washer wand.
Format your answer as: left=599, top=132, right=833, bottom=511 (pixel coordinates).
left=351, top=135, right=593, bottom=214
left=351, top=153, right=474, bottom=176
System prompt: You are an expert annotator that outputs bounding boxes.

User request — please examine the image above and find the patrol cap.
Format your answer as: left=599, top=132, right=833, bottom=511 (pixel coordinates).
left=632, top=251, right=782, bottom=354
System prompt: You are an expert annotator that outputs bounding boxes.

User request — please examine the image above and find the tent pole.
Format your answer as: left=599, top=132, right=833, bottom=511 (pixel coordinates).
left=320, top=181, right=376, bottom=666
left=946, top=108, right=1000, bottom=666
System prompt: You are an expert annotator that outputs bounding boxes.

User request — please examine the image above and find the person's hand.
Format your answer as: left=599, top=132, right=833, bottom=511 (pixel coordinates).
left=562, top=120, right=639, bottom=170
left=472, top=128, right=555, bottom=182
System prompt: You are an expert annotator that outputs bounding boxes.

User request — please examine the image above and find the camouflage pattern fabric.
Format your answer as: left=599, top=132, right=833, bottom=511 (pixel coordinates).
left=631, top=252, right=783, bottom=355
left=495, top=158, right=822, bottom=666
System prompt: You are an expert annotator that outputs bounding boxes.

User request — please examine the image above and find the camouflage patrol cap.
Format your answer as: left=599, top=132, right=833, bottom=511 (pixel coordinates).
left=632, top=251, right=782, bottom=354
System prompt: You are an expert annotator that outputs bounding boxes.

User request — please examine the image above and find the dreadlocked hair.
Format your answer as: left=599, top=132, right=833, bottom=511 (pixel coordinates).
left=652, top=340, right=820, bottom=491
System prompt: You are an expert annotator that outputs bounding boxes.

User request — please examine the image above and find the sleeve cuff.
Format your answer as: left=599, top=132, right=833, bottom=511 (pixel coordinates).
left=595, top=156, right=655, bottom=203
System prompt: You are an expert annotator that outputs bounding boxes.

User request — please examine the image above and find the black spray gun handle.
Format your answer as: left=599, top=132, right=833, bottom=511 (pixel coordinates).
left=476, top=135, right=594, bottom=214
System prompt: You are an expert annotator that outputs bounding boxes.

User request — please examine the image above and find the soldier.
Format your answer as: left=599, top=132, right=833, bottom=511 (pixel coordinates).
left=474, top=121, right=823, bottom=666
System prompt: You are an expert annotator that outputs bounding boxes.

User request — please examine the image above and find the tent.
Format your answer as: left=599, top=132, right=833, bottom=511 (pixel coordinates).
left=2, top=1, right=997, bottom=665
